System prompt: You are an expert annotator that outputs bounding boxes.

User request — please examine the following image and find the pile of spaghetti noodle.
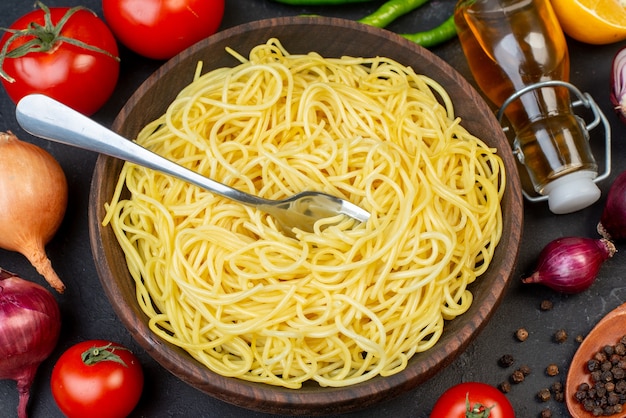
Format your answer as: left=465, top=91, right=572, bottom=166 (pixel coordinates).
left=104, top=39, right=505, bottom=388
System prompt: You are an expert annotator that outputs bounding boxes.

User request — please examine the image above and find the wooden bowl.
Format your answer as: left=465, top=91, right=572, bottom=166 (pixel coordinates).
left=89, top=17, right=523, bottom=415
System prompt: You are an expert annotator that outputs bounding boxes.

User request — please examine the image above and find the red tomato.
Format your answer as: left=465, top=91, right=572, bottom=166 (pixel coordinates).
left=102, top=0, right=226, bottom=60
left=51, top=340, right=144, bottom=418
left=0, top=3, right=119, bottom=115
left=430, top=382, right=515, bottom=418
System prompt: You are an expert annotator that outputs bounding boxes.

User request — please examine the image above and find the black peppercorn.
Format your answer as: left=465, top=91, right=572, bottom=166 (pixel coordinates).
left=498, top=381, right=511, bottom=393
left=605, top=381, right=616, bottom=393
left=611, top=353, right=623, bottom=365
left=553, top=390, right=564, bottom=403
left=601, top=360, right=613, bottom=372
left=498, top=354, right=515, bottom=368
left=575, top=390, right=587, bottom=402
left=537, top=387, right=551, bottom=402
left=553, top=329, right=568, bottom=343
left=518, top=364, right=531, bottom=376
left=540, top=409, right=552, bottom=418
left=515, top=327, right=529, bottom=342
left=545, top=363, right=559, bottom=376
left=591, top=370, right=602, bottom=382
left=588, top=358, right=601, bottom=372
left=613, top=366, right=625, bottom=380
left=601, top=370, right=614, bottom=382
left=551, top=381, right=563, bottom=392
left=510, top=369, right=525, bottom=384
left=540, top=300, right=553, bottom=311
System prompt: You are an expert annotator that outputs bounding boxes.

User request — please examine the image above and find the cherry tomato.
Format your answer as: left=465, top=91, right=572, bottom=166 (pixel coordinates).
left=430, top=382, right=515, bottom=418
left=51, top=340, right=144, bottom=418
left=102, top=0, right=226, bottom=60
left=0, top=3, right=120, bottom=116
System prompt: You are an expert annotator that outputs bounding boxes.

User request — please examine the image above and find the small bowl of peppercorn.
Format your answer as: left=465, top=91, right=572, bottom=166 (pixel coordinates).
left=566, top=302, right=626, bottom=417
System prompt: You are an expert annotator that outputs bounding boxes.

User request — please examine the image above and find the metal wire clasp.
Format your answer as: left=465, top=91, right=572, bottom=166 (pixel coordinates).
left=496, top=80, right=611, bottom=202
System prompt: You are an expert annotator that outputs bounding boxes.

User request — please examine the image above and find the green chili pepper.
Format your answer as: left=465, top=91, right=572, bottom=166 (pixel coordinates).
left=400, top=15, right=457, bottom=48
left=358, top=0, right=431, bottom=28
left=272, top=0, right=373, bottom=5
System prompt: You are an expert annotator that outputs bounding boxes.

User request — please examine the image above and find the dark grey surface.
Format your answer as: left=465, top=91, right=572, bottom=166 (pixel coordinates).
left=1, top=0, right=625, bottom=417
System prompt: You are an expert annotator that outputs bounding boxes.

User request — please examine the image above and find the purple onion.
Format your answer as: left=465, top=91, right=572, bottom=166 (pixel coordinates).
left=611, top=46, right=626, bottom=123
left=522, top=237, right=616, bottom=294
left=0, top=268, right=61, bottom=418
left=598, top=170, right=626, bottom=241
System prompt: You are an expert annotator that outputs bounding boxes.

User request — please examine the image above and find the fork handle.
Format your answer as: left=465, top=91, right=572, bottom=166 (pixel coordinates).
left=15, top=94, right=267, bottom=207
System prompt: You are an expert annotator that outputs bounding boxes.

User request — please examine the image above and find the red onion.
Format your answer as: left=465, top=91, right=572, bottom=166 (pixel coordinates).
left=522, top=237, right=616, bottom=294
left=598, top=170, right=626, bottom=241
left=0, top=267, right=61, bottom=418
left=611, top=46, right=626, bottom=123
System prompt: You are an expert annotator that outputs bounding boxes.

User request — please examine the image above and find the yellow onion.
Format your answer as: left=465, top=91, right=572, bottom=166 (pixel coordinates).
left=0, top=132, right=67, bottom=292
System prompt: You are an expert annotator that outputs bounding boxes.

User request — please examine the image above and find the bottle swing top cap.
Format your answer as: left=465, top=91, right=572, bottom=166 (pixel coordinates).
left=543, top=171, right=601, bottom=214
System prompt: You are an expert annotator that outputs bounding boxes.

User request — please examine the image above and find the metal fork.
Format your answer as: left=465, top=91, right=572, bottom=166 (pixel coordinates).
left=15, top=94, right=370, bottom=236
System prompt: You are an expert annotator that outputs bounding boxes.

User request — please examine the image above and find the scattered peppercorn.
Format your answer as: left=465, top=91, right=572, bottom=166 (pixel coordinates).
left=510, top=369, right=526, bottom=384
left=553, top=329, right=568, bottom=343
left=540, top=409, right=552, bottom=418
left=498, top=381, right=511, bottom=393
left=550, top=381, right=564, bottom=402
left=576, top=334, right=585, bottom=343
left=498, top=354, right=515, bottom=368
left=545, top=363, right=559, bottom=377
left=574, top=334, right=626, bottom=415
left=537, top=387, right=551, bottom=402
left=518, top=364, right=531, bottom=376
left=540, top=300, right=553, bottom=311
left=550, top=381, right=563, bottom=393
left=515, top=328, right=529, bottom=342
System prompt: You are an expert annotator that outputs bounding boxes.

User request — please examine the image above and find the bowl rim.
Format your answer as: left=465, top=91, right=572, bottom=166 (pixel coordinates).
left=89, top=15, right=524, bottom=415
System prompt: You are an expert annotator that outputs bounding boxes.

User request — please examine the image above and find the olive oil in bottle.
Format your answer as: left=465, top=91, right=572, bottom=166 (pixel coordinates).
left=454, top=0, right=600, bottom=214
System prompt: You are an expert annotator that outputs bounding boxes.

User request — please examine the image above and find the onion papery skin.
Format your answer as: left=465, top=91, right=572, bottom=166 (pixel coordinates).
left=0, top=268, right=61, bottom=418
left=0, top=132, right=68, bottom=293
left=598, top=170, right=626, bottom=241
left=611, top=46, right=626, bottom=123
left=522, top=237, right=616, bottom=294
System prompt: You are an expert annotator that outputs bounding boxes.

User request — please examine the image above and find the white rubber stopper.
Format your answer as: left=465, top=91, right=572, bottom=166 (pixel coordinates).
left=543, top=171, right=601, bottom=214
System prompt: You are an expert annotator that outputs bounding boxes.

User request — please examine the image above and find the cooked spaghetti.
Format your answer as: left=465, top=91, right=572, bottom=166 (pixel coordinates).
left=103, top=39, right=505, bottom=388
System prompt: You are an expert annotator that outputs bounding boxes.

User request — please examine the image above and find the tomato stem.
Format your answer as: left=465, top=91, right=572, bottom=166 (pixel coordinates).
left=81, top=343, right=129, bottom=367
left=0, top=1, right=119, bottom=83
left=465, top=393, right=495, bottom=418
